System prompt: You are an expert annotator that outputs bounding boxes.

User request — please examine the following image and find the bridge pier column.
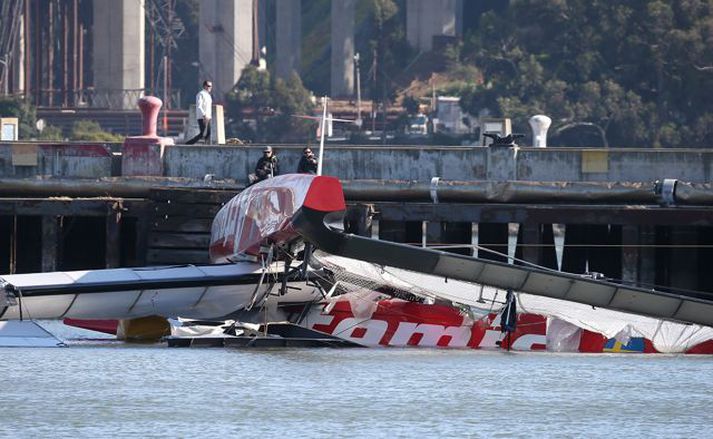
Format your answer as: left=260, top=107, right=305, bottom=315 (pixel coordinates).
left=330, top=0, right=355, bottom=97
left=275, top=0, right=301, bottom=80
left=199, top=0, right=254, bottom=100
left=92, top=0, right=144, bottom=109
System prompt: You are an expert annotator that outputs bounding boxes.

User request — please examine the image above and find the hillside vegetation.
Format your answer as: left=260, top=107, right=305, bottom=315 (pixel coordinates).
left=424, top=0, right=713, bottom=147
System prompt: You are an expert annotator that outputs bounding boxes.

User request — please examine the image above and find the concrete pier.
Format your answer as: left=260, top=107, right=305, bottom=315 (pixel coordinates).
left=92, top=0, right=145, bottom=109
left=330, top=0, right=356, bottom=97
left=199, top=0, right=254, bottom=100
left=275, top=0, right=301, bottom=80
left=406, top=0, right=462, bottom=51
left=159, top=145, right=713, bottom=183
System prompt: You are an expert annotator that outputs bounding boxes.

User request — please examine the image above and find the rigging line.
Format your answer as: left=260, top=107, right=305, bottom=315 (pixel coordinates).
left=314, top=250, right=504, bottom=305
left=310, top=257, right=506, bottom=320
left=16, top=287, right=23, bottom=321
left=426, top=243, right=713, bottom=249
left=319, top=281, right=495, bottom=335
left=201, top=21, right=253, bottom=68
left=380, top=265, right=509, bottom=305
left=591, top=274, right=712, bottom=299
left=141, top=0, right=179, bottom=49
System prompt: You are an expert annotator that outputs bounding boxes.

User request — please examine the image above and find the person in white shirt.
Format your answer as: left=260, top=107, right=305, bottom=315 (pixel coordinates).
left=186, top=80, right=213, bottom=144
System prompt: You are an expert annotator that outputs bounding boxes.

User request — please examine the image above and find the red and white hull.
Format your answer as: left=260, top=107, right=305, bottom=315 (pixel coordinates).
left=300, top=299, right=713, bottom=354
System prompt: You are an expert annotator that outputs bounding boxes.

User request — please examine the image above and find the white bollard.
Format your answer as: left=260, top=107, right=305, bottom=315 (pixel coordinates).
left=529, top=114, right=552, bottom=148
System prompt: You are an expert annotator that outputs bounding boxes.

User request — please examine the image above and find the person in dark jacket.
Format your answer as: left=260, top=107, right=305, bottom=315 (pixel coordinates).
left=297, top=147, right=318, bottom=174
left=254, top=146, right=279, bottom=182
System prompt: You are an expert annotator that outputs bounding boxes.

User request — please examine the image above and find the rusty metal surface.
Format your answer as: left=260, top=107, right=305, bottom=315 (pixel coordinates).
left=365, top=203, right=713, bottom=226
left=0, top=198, right=148, bottom=217
left=0, top=177, right=243, bottom=198
left=341, top=180, right=701, bottom=204
left=1, top=176, right=713, bottom=207
left=673, top=182, right=713, bottom=205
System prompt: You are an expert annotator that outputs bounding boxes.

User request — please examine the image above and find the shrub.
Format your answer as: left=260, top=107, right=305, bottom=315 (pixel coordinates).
left=70, top=120, right=123, bottom=142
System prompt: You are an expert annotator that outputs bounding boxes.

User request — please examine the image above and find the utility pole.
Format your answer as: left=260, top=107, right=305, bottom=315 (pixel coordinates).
left=371, top=48, right=377, bottom=132
left=162, top=55, right=168, bottom=135
left=354, top=52, right=362, bottom=130
left=0, top=55, right=8, bottom=96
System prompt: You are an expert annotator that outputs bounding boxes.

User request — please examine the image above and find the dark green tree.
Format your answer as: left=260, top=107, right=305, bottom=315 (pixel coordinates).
left=457, top=0, right=713, bottom=147
left=224, top=65, right=315, bottom=142
left=361, top=1, right=414, bottom=107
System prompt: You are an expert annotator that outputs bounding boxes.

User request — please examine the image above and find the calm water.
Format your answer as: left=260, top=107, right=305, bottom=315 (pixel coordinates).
left=1, top=323, right=713, bottom=438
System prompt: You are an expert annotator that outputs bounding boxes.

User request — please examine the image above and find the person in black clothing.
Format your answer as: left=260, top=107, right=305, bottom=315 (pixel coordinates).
left=297, top=147, right=318, bottom=174
left=254, top=146, right=279, bottom=182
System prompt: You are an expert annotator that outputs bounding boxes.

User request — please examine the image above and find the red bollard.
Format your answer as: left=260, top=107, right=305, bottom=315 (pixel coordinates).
left=122, top=96, right=175, bottom=176
left=137, top=95, right=162, bottom=137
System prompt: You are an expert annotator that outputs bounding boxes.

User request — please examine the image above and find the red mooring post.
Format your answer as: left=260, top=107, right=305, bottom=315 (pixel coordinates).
left=122, top=96, right=175, bottom=176
left=138, top=95, right=161, bottom=137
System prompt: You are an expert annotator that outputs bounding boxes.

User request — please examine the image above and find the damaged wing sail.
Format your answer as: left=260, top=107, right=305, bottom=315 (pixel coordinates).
left=293, top=207, right=713, bottom=327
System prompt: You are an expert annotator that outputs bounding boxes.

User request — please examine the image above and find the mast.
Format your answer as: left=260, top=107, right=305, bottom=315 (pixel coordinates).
left=317, top=96, right=328, bottom=176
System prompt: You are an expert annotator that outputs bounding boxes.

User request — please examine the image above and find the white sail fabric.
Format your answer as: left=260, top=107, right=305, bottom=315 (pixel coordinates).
left=517, top=294, right=713, bottom=353
left=315, top=253, right=713, bottom=353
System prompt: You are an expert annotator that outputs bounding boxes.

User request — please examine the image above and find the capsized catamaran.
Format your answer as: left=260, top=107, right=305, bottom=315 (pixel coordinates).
left=2, top=174, right=713, bottom=352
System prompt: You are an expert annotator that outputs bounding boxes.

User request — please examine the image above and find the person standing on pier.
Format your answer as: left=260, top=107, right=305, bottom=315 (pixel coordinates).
left=186, top=80, right=213, bottom=144
left=254, top=146, right=280, bottom=183
left=297, top=147, right=318, bottom=174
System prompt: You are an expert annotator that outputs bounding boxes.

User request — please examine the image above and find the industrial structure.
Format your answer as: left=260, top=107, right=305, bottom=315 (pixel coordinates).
left=0, top=0, right=462, bottom=108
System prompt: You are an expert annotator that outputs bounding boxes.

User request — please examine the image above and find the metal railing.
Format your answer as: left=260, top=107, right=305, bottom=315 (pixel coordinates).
left=26, top=88, right=182, bottom=110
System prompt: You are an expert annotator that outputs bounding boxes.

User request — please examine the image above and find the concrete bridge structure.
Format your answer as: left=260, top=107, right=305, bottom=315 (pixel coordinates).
left=84, top=0, right=462, bottom=105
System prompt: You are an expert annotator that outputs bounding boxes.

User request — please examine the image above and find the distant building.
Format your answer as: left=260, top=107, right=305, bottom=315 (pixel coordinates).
left=433, top=96, right=471, bottom=135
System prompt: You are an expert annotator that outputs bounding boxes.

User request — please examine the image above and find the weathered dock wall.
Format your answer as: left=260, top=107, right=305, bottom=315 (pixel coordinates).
left=164, top=145, right=713, bottom=183
left=1, top=142, right=712, bottom=183
left=0, top=142, right=115, bottom=178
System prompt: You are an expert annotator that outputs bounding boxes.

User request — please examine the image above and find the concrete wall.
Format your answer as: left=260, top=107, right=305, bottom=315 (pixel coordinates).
left=93, top=0, right=145, bottom=109
left=199, top=0, right=254, bottom=100
left=162, top=146, right=713, bottom=184
left=163, top=145, right=487, bottom=183
left=515, top=148, right=713, bottom=182
left=406, top=0, right=461, bottom=51
left=2, top=142, right=713, bottom=184
left=0, top=143, right=113, bottom=178
left=330, top=0, right=355, bottom=98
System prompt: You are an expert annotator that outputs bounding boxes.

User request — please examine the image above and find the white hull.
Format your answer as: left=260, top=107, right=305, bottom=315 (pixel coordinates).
left=1, top=263, right=318, bottom=321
